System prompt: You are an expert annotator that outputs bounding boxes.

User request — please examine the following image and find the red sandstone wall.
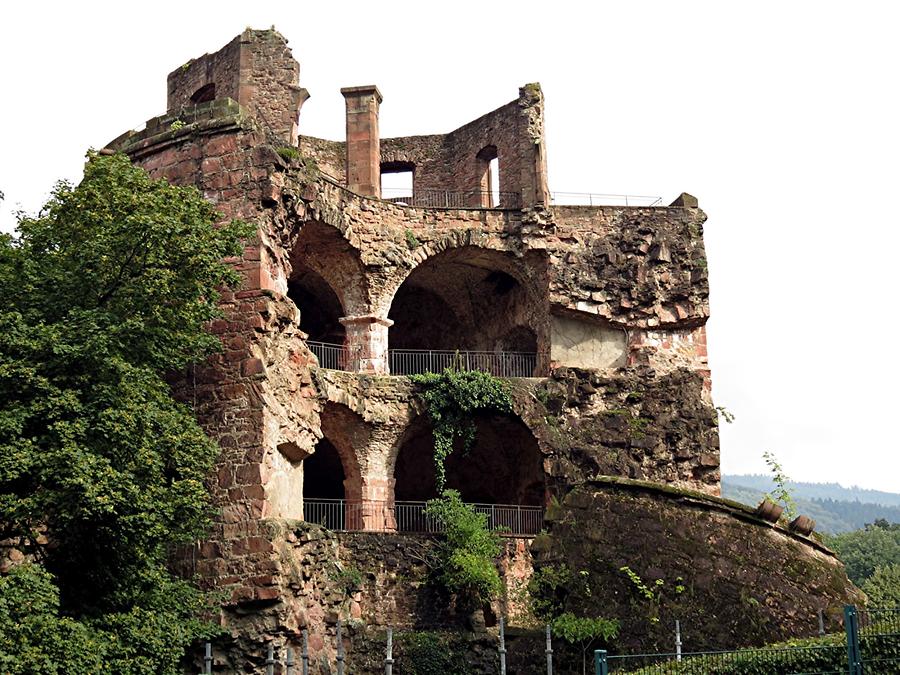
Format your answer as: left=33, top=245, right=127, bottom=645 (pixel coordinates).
left=167, top=29, right=304, bottom=144
left=379, top=84, right=549, bottom=208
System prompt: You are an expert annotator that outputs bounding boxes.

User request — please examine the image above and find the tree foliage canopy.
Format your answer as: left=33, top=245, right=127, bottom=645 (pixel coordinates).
left=0, top=152, right=251, bottom=673
left=826, top=519, right=900, bottom=587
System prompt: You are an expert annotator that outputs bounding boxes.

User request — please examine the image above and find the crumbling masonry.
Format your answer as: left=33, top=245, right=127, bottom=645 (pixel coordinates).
left=107, top=28, right=861, bottom=673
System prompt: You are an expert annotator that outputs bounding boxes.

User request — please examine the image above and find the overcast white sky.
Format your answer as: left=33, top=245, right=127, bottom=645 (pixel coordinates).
left=2, top=1, right=898, bottom=491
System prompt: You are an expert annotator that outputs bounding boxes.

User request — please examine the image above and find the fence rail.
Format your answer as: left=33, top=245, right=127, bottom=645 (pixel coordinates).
left=595, top=605, right=900, bottom=674
left=306, top=341, right=539, bottom=378
left=389, top=349, right=537, bottom=377
left=599, top=645, right=847, bottom=673
left=303, top=499, right=544, bottom=536
left=382, top=187, right=521, bottom=209
left=551, top=191, right=663, bottom=207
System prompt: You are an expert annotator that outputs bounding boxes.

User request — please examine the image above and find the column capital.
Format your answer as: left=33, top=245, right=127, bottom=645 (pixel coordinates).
left=339, top=314, right=394, bottom=328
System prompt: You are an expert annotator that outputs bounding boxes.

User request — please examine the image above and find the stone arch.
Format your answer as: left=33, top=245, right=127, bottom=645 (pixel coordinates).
left=300, top=402, right=367, bottom=529
left=190, top=82, right=216, bottom=104
left=384, top=244, right=549, bottom=374
left=287, top=219, right=369, bottom=321
left=390, top=411, right=546, bottom=506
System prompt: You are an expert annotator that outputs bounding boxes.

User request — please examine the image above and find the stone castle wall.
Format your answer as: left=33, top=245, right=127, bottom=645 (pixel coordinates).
left=102, top=28, right=862, bottom=673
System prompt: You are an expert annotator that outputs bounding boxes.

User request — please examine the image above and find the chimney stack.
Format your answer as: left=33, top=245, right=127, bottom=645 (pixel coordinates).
left=341, top=85, right=383, bottom=198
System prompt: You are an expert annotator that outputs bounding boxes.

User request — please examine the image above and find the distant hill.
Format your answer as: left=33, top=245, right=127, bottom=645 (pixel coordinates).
left=721, top=475, right=900, bottom=534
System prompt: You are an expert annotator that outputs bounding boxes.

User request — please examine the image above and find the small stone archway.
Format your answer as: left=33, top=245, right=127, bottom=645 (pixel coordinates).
left=300, top=402, right=398, bottom=530
left=391, top=412, right=546, bottom=507
left=287, top=220, right=387, bottom=371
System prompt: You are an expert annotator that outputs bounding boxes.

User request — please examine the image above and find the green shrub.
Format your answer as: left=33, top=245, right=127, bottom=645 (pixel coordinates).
left=277, top=146, right=300, bottom=161
left=399, top=632, right=467, bottom=675
left=425, top=490, right=503, bottom=610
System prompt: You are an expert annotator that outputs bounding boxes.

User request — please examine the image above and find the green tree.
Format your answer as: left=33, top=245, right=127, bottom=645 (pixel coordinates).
left=861, top=563, right=900, bottom=607
left=826, top=520, right=900, bottom=586
left=425, top=490, right=503, bottom=611
left=0, top=152, right=250, bottom=673
left=551, top=612, right=619, bottom=675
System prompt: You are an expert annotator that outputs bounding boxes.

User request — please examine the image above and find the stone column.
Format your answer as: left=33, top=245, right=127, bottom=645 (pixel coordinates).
left=341, top=85, right=383, bottom=198
left=339, top=315, right=393, bottom=374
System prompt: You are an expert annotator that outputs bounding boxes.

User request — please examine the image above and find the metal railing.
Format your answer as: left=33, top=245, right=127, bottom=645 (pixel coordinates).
left=382, top=187, right=522, bottom=209
left=551, top=191, right=663, bottom=207
left=307, top=340, right=351, bottom=370
left=595, top=606, right=900, bottom=674
left=307, top=340, right=539, bottom=378
left=389, top=349, right=537, bottom=377
left=598, top=645, right=847, bottom=673
left=303, top=499, right=544, bottom=536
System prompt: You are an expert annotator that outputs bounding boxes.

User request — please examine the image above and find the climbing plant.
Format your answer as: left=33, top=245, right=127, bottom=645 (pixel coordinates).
left=409, top=368, right=513, bottom=490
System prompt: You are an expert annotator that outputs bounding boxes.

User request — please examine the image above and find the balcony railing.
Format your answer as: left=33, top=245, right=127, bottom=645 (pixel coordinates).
left=306, top=341, right=538, bottom=378
left=382, top=188, right=522, bottom=210
left=550, top=191, right=663, bottom=207
left=303, top=499, right=544, bottom=536
left=389, top=349, right=537, bottom=377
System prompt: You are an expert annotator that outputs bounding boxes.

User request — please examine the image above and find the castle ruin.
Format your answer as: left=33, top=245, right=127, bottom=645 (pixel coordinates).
left=107, top=28, right=861, bottom=673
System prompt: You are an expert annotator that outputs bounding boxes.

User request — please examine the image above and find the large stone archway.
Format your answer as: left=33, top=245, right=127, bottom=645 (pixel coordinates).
left=391, top=412, right=546, bottom=506
left=385, top=245, right=549, bottom=375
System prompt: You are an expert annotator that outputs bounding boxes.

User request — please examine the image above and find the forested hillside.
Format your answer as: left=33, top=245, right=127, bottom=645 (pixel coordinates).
left=722, top=476, right=900, bottom=534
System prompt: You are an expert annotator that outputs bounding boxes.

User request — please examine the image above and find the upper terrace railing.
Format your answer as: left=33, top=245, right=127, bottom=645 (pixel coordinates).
left=550, top=191, right=663, bottom=207
left=306, top=341, right=538, bottom=378
left=382, top=187, right=522, bottom=209
left=303, top=499, right=544, bottom=536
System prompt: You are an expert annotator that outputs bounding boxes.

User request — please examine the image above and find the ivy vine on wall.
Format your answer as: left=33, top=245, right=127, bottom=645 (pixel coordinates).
left=409, top=368, right=513, bottom=491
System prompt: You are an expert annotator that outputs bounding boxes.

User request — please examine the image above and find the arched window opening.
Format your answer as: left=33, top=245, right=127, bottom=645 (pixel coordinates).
left=381, top=161, right=415, bottom=203
left=393, top=414, right=545, bottom=532
left=476, top=145, right=499, bottom=208
left=287, top=266, right=345, bottom=344
left=190, top=83, right=216, bottom=104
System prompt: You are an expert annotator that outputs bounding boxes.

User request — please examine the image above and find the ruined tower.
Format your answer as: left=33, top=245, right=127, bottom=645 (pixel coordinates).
left=107, top=28, right=860, bottom=673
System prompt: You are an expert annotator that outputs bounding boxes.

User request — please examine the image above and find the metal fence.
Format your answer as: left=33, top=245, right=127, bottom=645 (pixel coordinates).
left=595, top=606, right=900, bottom=674
left=306, top=340, right=350, bottom=370
left=382, top=187, right=522, bottom=209
left=598, top=645, right=846, bottom=673
left=193, top=608, right=899, bottom=675
left=551, top=191, right=664, bottom=207
left=307, top=340, right=539, bottom=378
left=389, top=349, right=537, bottom=378
left=302, top=499, right=544, bottom=536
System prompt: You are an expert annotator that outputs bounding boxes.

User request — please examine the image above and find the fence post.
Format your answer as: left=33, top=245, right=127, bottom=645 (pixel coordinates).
left=594, top=649, right=608, bottom=675
left=499, top=617, right=507, bottom=675
left=302, top=629, right=310, bottom=675
left=546, top=624, right=553, bottom=675
left=286, top=646, right=295, bottom=675
left=845, top=605, right=862, bottom=675
left=385, top=627, right=394, bottom=675
left=818, top=608, right=825, bottom=636
left=204, top=642, right=212, bottom=675
left=265, top=643, right=275, bottom=675
left=675, top=619, right=682, bottom=662
left=336, top=619, right=345, bottom=675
